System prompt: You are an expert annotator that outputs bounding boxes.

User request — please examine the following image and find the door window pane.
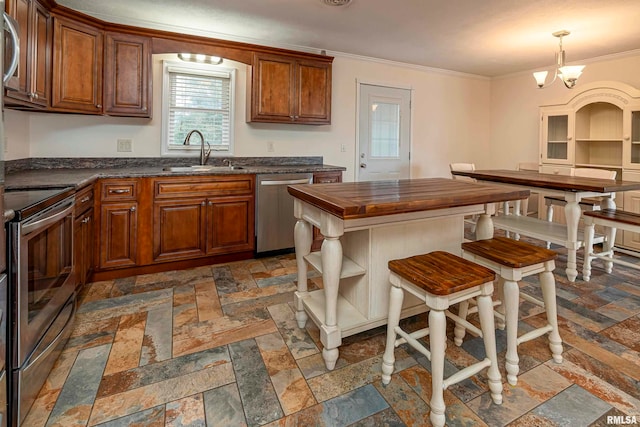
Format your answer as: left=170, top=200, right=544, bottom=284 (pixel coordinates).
left=370, top=102, right=400, bottom=158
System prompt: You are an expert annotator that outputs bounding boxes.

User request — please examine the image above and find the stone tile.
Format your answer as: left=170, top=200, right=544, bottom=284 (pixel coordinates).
left=79, top=280, right=115, bottom=304
left=267, top=303, right=319, bottom=360
left=218, top=282, right=297, bottom=307
left=195, top=279, right=223, bottom=321
left=140, top=301, right=173, bottom=365
left=97, top=346, right=231, bottom=398
left=93, top=405, right=165, bottom=427
left=212, top=266, right=238, bottom=295
left=172, top=309, right=278, bottom=358
left=221, top=289, right=299, bottom=317
left=544, top=358, right=640, bottom=415
left=165, top=393, right=206, bottom=427
left=104, top=311, right=147, bottom=376
left=46, top=344, right=111, bottom=426
left=203, top=383, right=247, bottom=427
left=347, top=408, right=406, bottom=427
left=596, top=296, right=640, bottom=322
left=88, top=363, right=234, bottom=425
left=599, top=315, right=640, bottom=352
left=255, top=332, right=316, bottom=415
left=319, top=385, right=389, bottom=426
left=229, top=339, right=284, bottom=426
left=76, top=288, right=173, bottom=320
left=530, top=385, right=612, bottom=426
left=372, top=372, right=430, bottom=426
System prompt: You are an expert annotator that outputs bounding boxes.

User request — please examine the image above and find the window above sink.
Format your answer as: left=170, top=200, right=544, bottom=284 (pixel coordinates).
left=161, top=60, right=236, bottom=158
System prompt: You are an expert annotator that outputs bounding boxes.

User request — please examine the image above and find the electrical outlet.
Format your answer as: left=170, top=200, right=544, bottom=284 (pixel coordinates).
left=117, top=138, right=133, bottom=152
left=267, top=141, right=275, bottom=152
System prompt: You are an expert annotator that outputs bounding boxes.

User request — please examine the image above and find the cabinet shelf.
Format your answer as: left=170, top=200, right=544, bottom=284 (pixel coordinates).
left=575, top=138, right=623, bottom=142
left=304, top=251, right=366, bottom=279
left=548, top=141, right=568, bottom=144
left=575, top=162, right=622, bottom=169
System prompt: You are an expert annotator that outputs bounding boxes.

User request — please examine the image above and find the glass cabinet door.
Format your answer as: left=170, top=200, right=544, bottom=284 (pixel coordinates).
left=542, top=113, right=572, bottom=164
left=631, top=110, right=640, bottom=166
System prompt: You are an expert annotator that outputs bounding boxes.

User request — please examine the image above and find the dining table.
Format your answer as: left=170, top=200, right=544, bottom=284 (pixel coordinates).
left=287, top=178, right=529, bottom=370
left=450, top=169, right=640, bottom=282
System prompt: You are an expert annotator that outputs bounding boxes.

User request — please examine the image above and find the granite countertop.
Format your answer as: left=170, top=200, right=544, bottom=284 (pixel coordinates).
left=5, top=158, right=346, bottom=191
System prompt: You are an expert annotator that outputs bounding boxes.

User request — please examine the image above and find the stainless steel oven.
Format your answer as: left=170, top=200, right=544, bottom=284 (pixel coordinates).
left=6, top=190, right=76, bottom=425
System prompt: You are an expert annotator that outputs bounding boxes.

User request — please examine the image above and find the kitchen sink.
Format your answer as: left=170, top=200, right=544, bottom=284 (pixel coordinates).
left=162, top=165, right=244, bottom=172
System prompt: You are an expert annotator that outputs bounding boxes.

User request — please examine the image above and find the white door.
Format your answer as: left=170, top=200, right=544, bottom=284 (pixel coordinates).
left=358, top=84, right=411, bottom=181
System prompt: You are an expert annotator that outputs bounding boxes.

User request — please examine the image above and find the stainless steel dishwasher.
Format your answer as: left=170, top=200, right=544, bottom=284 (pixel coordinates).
left=256, top=173, right=313, bottom=255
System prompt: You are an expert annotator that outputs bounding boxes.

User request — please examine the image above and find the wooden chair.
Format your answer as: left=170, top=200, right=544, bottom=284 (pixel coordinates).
left=460, top=237, right=563, bottom=386
left=450, top=163, right=478, bottom=232
left=382, top=251, right=502, bottom=427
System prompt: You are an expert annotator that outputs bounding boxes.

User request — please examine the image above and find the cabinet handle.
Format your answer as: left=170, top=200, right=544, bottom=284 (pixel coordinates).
left=80, top=196, right=91, bottom=203
left=130, top=206, right=136, bottom=212
left=33, top=93, right=39, bottom=100
left=317, top=179, right=333, bottom=183
left=96, top=104, right=102, bottom=108
left=109, top=188, right=130, bottom=194
left=82, top=217, right=90, bottom=224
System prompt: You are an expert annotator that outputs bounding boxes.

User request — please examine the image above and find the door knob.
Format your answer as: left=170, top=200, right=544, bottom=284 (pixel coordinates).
left=360, top=163, right=367, bottom=168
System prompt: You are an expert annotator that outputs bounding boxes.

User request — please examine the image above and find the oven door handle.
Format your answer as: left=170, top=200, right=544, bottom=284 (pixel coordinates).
left=21, top=202, right=74, bottom=235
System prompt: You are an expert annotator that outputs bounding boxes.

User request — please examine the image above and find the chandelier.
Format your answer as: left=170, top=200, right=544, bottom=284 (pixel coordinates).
left=533, top=30, right=585, bottom=89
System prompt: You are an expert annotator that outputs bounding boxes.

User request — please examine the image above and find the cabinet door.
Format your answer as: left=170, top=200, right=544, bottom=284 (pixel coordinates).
left=5, top=0, right=50, bottom=107
left=153, top=199, right=207, bottom=262
left=104, top=32, right=151, bottom=117
left=622, top=190, right=640, bottom=251
left=99, top=202, right=137, bottom=269
left=541, top=112, right=573, bottom=165
left=74, top=207, right=94, bottom=287
left=249, top=53, right=295, bottom=122
left=206, top=196, right=254, bottom=255
left=51, top=16, right=103, bottom=113
left=626, top=109, right=640, bottom=170
left=295, top=59, right=331, bottom=124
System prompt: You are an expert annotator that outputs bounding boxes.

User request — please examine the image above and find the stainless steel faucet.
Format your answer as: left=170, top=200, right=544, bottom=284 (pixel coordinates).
left=183, top=130, right=211, bottom=165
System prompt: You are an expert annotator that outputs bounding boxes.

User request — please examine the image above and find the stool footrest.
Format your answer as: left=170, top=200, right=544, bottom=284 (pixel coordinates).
left=517, top=324, right=553, bottom=346
left=394, top=326, right=431, bottom=360
left=520, top=293, right=545, bottom=308
left=443, top=358, right=492, bottom=389
left=589, top=251, right=640, bottom=271
left=446, top=310, right=483, bottom=338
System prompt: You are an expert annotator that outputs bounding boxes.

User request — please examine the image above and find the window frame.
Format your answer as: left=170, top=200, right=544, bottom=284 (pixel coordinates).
left=161, top=60, right=236, bottom=157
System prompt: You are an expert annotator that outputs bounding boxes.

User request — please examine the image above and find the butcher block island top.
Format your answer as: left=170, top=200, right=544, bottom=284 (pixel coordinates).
left=288, top=177, right=531, bottom=370
left=287, top=177, right=530, bottom=220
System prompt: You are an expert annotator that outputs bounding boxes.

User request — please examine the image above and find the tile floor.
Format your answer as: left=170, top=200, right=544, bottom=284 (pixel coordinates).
left=24, top=234, right=640, bottom=426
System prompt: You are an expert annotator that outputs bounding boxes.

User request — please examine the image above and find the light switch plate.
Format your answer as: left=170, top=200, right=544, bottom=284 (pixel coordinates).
left=117, top=139, right=133, bottom=152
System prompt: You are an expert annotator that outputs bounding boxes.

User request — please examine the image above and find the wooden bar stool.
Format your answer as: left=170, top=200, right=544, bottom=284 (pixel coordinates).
left=381, top=251, right=503, bottom=427
left=460, top=237, right=563, bottom=386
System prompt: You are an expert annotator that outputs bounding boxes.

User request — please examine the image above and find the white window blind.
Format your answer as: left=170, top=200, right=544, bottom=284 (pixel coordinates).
left=162, top=61, right=235, bottom=155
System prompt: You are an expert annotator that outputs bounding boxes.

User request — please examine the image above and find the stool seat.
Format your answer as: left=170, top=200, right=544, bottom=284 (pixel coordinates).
left=461, top=236, right=557, bottom=268
left=389, top=251, right=495, bottom=295
left=460, top=237, right=563, bottom=386
left=382, top=251, right=502, bottom=427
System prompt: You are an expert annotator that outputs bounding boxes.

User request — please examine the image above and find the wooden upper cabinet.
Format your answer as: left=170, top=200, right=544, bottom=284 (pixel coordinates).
left=51, top=16, right=103, bottom=113
left=104, top=32, right=152, bottom=117
left=4, top=0, right=51, bottom=107
left=248, top=52, right=332, bottom=124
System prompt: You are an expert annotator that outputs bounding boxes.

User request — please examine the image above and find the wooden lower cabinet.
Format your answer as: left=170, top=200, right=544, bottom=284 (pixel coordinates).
left=98, top=201, right=138, bottom=269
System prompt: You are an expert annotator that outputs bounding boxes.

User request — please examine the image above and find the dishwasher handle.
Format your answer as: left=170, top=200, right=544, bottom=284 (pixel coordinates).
left=260, top=178, right=311, bottom=186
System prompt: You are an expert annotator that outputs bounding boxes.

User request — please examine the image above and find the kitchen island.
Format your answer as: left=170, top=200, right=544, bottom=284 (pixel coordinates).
left=288, top=178, right=530, bottom=370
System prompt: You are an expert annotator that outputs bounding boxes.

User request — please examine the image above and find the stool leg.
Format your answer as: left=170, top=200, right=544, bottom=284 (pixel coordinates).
left=428, top=309, right=447, bottom=427
left=503, top=278, right=520, bottom=386
left=453, top=300, right=469, bottom=346
left=381, top=284, right=404, bottom=385
left=583, top=221, right=595, bottom=282
left=477, top=293, right=503, bottom=404
left=604, top=226, right=617, bottom=274
left=495, top=277, right=506, bottom=330
left=540, top=266, right=563, bottom=363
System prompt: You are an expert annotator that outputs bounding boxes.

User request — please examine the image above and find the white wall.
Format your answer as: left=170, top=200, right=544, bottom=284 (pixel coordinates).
left=488, top=51, right=640, bottom=170
left=4, top=53, right=491, bottom=182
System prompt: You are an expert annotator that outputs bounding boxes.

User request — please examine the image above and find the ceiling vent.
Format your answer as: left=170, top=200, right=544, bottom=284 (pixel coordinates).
left=323, top=0, right=352, bottom=6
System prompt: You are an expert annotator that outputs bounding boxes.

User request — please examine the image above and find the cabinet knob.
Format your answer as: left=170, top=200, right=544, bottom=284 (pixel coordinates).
left=96, top=104, right=102, bottom=109
left=201, top=201, right=206, bottom=206
left=624, top=135, right=630, bottom=141
left=208, top=201, right=213, bottom=206
left=33, top=93, right=39, bottom=100
left=130, top=206, right=136, bottom=212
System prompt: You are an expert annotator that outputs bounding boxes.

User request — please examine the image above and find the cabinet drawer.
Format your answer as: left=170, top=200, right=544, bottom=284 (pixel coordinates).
left=101, top=179, right=139, bottom=201
left=75, top=185, right=94, bottom=215
left=540, top=165, right=573, bottom=176
left=313, top=171, right=342, bottom=184
left=154, top=176, right=254, bottom=199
